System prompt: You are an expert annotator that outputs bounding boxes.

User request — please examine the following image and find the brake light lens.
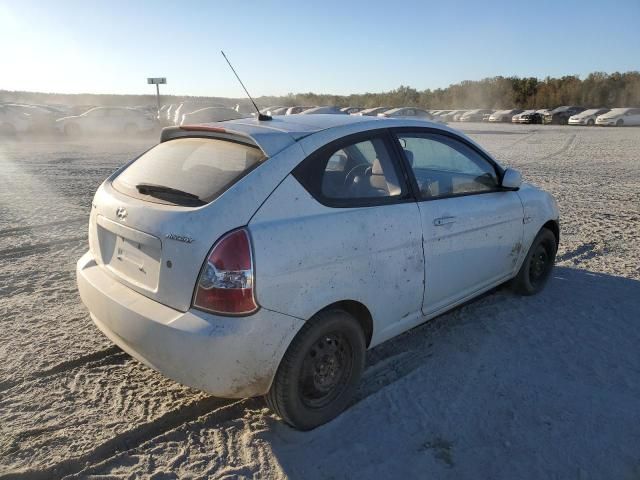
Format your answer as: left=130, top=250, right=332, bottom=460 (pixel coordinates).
left=193, top=228, right=258, bottom=315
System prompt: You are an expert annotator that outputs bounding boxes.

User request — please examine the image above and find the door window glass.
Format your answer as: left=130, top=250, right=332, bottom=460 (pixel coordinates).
left=397, top=133, right=499, bottom=199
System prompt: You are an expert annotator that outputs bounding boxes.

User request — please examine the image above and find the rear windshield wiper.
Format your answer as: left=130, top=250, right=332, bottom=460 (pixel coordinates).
left=135, top=183, right=205, bottom=206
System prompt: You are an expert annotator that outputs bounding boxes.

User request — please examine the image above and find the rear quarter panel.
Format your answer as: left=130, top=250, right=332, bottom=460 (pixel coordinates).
left=249, top=175, right=425, bottom=347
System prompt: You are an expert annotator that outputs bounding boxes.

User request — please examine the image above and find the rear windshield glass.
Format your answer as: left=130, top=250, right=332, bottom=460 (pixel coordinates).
left=113, top=137, right=265, bottom=205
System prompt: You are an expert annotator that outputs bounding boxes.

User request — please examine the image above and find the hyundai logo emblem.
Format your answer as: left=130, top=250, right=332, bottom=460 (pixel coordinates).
left=116, top=207, right=128, bottom=221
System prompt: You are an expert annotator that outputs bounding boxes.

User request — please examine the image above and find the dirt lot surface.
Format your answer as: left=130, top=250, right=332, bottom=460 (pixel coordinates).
left=1, top=123, right=639, bottom=479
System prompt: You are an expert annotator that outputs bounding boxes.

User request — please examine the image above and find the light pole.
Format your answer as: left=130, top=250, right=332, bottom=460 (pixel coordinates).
left=147, top=77, right=167, bottom=115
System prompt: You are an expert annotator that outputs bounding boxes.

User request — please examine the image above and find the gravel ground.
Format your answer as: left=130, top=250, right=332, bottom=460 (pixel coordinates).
left=0, top=123, right=639, bottom=479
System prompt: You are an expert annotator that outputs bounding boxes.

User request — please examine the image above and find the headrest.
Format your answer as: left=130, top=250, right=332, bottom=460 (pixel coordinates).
left=371, top=158, right=384, bottom=175
left=403, top=149, right=414, bottom=166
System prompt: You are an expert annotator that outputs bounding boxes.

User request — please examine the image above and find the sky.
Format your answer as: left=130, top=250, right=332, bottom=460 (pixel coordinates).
left=0, top=0, right=638, bottom=97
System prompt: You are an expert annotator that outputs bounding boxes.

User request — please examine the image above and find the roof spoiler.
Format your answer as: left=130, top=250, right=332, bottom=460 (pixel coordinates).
left=160, top=125, right=259, bottom=148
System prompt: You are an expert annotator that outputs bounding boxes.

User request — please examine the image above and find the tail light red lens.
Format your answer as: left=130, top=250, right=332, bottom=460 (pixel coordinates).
left=193, top=228, right=258, bottom=315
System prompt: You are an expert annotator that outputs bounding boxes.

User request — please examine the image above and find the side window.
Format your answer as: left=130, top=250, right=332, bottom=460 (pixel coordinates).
left=397, top=133, right=499, bottom=199
left=295, top=135, right=405, bottom=204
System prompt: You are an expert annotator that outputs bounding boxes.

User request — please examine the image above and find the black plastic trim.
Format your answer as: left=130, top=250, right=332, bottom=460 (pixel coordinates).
left=292, top=128, right=415, bottom=208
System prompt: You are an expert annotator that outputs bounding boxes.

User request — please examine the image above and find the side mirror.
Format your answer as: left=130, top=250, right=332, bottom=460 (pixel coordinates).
left=501, top=168, right=522, bottom=189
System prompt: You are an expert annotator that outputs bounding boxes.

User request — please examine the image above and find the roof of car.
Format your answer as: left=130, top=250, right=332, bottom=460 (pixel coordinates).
left=164, top=114, right=451, bottom=157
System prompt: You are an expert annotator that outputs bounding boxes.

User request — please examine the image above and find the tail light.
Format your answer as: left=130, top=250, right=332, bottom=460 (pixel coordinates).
left=193, top=228, right=258, bottom=315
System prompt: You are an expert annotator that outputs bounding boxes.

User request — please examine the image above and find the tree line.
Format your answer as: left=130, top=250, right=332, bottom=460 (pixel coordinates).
left=265, top=71, right=640, bottom=110
left=2, top=71, right=639, bottom=110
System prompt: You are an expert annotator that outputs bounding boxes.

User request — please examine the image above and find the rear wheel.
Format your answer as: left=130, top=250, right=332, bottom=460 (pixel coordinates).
left=265, top=309, right=366, bottom=430
left=512, top=228, right=557, bottom=296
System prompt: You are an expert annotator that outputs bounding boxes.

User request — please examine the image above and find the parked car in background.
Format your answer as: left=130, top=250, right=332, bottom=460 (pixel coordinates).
left=57, top=107, right=155, bottom=136
left=301, top=106, right=347, bottom=115
left=459, top=109, right=494, bottom=122
left=354, top=107, right=391, bottom=116
left=286, top=106, right=315, bottom=115
left=77, top=113, right=559, bottom=431
left=543, top=106, right=586, bottom=125
left=174, top=102, right=226, bottom=125
left=180, top=107, right=244, bottom=125
left=0, top=103, right=60, bottom=132
left=160, top=104, right=177, bottom=125
left=439, top=110, right=466, bottom=122
left=596, top=108, right=640, bottom=126
left=519, top=109, right=548, bottom=124
left=568, top=108, right=610, bottom=126
left=269, top=107, right=290, bottom=116
left=377, top=107, right=433, bottom=119
left=260, top=106, right=284, bottom=115
left=489, top=109, right=524, bottom=123
left=511, top=110, right=536, bottom=123
left=340, top=107, right=364, bottom=114
left=0, top=104, right=31, bottom=135
left=452, top=110, right=470, bottom=122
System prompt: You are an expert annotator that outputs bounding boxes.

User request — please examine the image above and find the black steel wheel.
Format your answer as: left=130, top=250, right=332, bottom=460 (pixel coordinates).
left=299, top=331, right=353, bottom=409
left=266, top=309, right=366, bottom=430
left=512, top=228, right=557, bottom=296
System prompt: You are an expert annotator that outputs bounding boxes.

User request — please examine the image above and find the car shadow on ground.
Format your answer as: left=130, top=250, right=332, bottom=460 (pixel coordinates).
left=67, top=267, right=640, bottom=479
left=250, top=266, right=640, bottom=479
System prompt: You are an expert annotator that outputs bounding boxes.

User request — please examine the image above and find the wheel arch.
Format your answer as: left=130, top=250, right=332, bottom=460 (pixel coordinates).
left=542, top=219, right=560, bottom=251
left=316, top=300, right=373, bottom=348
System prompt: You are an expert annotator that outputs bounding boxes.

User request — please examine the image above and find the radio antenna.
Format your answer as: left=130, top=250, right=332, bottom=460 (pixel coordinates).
left=221, top=50, right=271, bottom=121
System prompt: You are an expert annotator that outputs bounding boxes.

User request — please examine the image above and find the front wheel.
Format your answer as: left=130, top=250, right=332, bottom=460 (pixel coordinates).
left=587, top=119, right=595, bottom=126
left=265, top=309, right=366, bottom=430
left=616, top=119, right=624, bottom=127
left=512, top=228, right=557, bottom=296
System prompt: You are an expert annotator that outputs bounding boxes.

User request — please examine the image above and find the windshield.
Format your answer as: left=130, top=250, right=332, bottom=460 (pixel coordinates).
left=113, top=137, right=266, bottom=205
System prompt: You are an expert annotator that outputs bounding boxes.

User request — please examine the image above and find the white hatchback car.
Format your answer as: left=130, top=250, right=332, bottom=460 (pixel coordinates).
left=568, top=108, right=610, bottom=126
left=595, top=108, right=640, bottom=126
left=57, top=107, right=155, bottom=136
left=77, top=114, right=559, bottom=429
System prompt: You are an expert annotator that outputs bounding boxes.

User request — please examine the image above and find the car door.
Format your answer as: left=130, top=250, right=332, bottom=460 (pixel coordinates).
left=392, top=129, right=524, bottom=315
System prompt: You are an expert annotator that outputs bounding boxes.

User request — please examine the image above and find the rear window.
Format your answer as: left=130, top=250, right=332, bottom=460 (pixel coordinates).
left=113, top=137, right=265, bottom=205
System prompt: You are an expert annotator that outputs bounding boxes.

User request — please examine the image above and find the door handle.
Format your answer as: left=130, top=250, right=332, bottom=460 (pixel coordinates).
left=434, top=216, right=456, bottom=226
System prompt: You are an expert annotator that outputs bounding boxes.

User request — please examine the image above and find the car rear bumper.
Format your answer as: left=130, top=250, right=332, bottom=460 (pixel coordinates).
left=77, top=252, right=303, bottom=398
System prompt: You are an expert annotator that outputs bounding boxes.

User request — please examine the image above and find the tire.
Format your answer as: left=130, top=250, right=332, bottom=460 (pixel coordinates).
left=0, top=122, right=16, bottom=136
left=616, top=119, right=624, bottom=127
left=587, top=119, right=595, bottom=126
left=265, top=309, right=366, bottom=430
left=124, top=123, right=139, bottom=135
left=512, top=228, right=557, bottom=296
left=64, top=123, right=81, bottom=137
